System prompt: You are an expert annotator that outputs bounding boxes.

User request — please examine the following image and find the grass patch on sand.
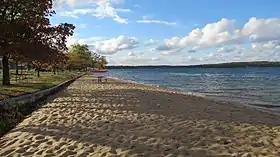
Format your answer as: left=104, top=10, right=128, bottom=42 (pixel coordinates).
left=0, top=71, right=79, bottom=101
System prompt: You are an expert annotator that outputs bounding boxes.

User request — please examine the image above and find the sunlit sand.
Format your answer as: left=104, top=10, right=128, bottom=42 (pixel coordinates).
left=1, top=75, right=280, bottom=157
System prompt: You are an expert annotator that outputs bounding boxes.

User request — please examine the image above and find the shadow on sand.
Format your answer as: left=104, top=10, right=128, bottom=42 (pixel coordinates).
left=1, top=77, right=280, bottom=157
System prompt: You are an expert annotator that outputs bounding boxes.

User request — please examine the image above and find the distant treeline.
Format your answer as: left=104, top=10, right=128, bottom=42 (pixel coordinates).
left=107, top=61, right=280, bottom=69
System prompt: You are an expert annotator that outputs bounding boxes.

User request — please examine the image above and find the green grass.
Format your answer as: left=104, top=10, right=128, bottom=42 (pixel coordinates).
left=0, top=70, right=78, bottom=101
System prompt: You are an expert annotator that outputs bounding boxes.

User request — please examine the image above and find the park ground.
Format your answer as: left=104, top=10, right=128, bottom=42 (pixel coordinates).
left=0, top=70, right=79, bottom=101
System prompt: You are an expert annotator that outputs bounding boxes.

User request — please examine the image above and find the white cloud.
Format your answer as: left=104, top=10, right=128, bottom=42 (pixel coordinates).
left=159, top=48, right=183, bottom=55
left=155, top=37, right=184, bottom=55
left=144, top=39, right=158, bottom=46
left=243, top=17, right=280, bottom=43
left=191, top=42, right=280, bottom=64
left=136, top=16, right=177, bottom=26
left=137, top=20, right=177, bottom=26
left=115, top=8, right=132, bottom=12
left=188, top=49, right=196, bottom=53
left=157, top=48, right=183, bottom=55
left=251, top=40, right=280, bottom=54
left=63, top=0, right=87, bottom=6
left=127, top=51, right=145, bottom=58
left=128, top=52, right=136, bottom=56
left=58, top=8, right=95, bottom=18
left=67, top=35, right=138, bottom=54
left=56, top=0, right=129, bottom=24
left=93, top=35, right=139, bottom=54
left=58, top=12, right=79, bottom=19
left=179, top=48, right=241, bottom=65
left=57, top=9, right=93, bottom=18
left=156, top=17, right=280, bottom=55
left=113, top=16, right=128, bottom=24
left=93, top=2, right=128, bottom=24
left=216, top=47, right=236, bottom=53
left=66, top=34, right=104, bottom=46
left=152, top=57, right=160, bottom=61
left=67, top=16, right=280, bottom=65
left=158, top=18, right=241, bottom=51
left=72, top=8, right=94, bottom=14
left=118, top=56, right=167, bottom=66
left=110, top=41, right=280, bottom=65
left=66, top=34, right=79, bottom=46
left=56, top=0, right=122, bottom=6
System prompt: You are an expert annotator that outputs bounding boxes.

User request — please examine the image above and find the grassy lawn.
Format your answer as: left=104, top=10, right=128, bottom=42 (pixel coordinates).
left=0, top=70, right=79, bottom=101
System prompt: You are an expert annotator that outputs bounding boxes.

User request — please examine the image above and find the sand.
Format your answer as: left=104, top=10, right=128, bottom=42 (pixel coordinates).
left=1, top=75, right=280, bottom=157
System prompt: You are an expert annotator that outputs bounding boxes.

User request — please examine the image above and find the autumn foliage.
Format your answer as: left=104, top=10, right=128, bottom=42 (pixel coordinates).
left=0, top=0, right=75, bottom=85
left=66, top=44, right=108, bottom=71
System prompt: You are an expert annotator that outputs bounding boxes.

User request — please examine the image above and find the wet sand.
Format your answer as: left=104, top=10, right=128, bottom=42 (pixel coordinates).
left=1, top=75, right=280, bottom=157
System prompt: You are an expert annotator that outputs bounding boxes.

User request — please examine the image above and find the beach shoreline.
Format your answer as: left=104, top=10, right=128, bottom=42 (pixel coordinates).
left=107, top=76, right=280, bottom=117
left=1, top=75, right=280, bottom=156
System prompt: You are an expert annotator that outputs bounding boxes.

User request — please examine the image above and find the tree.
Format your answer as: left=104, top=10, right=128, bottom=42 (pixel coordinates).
left=99, top=56, right=108, bottom=69
left=66, top=44, right=108, bottom=70
left=93, top=56, right=108, bottom=69
left=66, top=52, right=83, bottom=70
left=67, top=44, right=92, bottom=70
left=0, top=0, right=74, bottom=83
left=0, top=0, right=53, bottom=85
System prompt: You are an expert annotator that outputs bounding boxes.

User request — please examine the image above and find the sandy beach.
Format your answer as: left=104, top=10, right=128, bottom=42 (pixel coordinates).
left=1, top=75, right=280, bottom=157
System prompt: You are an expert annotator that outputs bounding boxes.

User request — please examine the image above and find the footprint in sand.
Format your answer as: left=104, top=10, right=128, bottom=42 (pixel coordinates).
left=59, top=150, right=77, bottom=156
left=33, top=135, right=45, bottom=140
left=0, top=149, right=16, bottom=156
left=67, top=145, right=77, bottom=150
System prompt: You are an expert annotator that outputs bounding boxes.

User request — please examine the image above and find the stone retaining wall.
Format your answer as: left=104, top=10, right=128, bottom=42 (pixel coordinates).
left=0, top=74, right=83, bottom=136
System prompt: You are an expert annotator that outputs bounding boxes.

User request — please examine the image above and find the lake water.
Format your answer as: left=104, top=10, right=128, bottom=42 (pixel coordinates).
left=102, top=67, right=280, bottom=111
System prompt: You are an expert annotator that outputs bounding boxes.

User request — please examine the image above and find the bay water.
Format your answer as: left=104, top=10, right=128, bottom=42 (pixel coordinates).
left=102, top=67, right=280, bottom=111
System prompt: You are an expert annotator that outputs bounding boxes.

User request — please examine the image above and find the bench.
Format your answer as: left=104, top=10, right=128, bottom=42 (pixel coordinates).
left=96, top=76, right=108, bottom=83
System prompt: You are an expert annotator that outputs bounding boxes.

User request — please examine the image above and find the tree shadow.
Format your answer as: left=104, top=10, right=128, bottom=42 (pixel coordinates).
left=54, top=87, right=280, bottom=126
left=1, top=79, right=280, bottom=156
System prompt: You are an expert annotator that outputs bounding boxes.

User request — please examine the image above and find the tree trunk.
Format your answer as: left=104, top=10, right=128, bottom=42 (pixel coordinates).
left=53, top=66, right=56, bottom=75
left=2, top=54, right=10, bottom=85
left=15, top=61, right=18, bottom=82
left=20, top=64, right=23, bottom=73
left=16, top=61, right=19, bottom=75
left=20, top=63, right=23, bottom=80
left=37, top=67, right=40, bottom=77
left=27, top=63, right=31, bottom=71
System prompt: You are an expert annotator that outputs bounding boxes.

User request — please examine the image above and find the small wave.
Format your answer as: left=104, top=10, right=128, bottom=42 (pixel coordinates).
left=204, top=73, right=230, bottom=77
left=249, top=103, right=280, bottom=109
left=170, top=73, right=232, bottom=77
left=183, top=92, right=207, bottom=98
left=170, top=73, right=202, bottom=76
left=107, top=76, right=138, bottom=84
left=106, top=76, right=160, bottom=87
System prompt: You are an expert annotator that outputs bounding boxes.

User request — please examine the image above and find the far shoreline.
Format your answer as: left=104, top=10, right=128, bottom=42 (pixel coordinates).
left=107, top=61, right=280, bottom=69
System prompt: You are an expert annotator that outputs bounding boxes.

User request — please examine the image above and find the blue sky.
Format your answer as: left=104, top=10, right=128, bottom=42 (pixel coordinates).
left=52, top=0, right=280, bottom=65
